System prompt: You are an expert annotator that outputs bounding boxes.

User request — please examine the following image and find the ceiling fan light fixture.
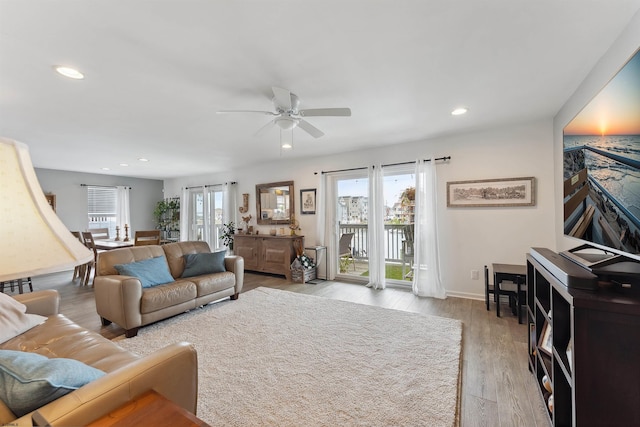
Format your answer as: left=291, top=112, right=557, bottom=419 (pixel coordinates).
left=276, top=117, right=298, bottom=130
left=280, top=127, right=293, bottom=150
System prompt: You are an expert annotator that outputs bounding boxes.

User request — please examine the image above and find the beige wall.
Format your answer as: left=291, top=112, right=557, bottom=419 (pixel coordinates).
left=164, top=119, right=556, bottom=299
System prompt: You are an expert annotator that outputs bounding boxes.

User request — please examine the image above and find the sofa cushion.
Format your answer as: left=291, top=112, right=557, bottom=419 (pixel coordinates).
left=0, top=350, right=105, bottom=417
left=188, top=272, right=236, bottom=297
left=0, top=293, right=46, bottom=344
left=0, top=315, right=138, bottom=373
left=114, top=256, right=175, bottom=288
left=140, top=280, right=197, bottom=314
left=181, top=251, right=226, bottom=278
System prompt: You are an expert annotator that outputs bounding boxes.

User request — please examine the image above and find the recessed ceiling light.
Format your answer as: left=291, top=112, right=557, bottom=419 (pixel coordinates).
left=451, top=107, right=468, bottom=116
left=281, top=143, right=293, bottom=149
left=120, top=163, right=129, bottom=167
left=138, top=158, right=149, bottom=162
left=101, top=167, right=110, bottom=171
left=54, top=66, right=84, bottom=80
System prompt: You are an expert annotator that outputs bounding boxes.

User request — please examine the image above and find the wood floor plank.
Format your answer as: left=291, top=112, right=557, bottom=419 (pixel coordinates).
left=10, top=270, right=549, bottom=426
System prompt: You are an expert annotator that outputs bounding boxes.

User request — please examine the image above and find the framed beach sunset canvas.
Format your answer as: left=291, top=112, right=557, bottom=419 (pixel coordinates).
left=563, top=47, right=640, bottom=256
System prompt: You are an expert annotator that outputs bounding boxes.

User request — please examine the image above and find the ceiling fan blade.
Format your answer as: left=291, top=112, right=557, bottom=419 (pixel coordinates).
left=299, top=108, right=351, bottom=117
left=272, top=87, right=292, bottom=110
left=298, top=119, right=325, bottom=138
left=217, top=110, right=276, bottom=115
left=254, top=119, right=276, bottom=136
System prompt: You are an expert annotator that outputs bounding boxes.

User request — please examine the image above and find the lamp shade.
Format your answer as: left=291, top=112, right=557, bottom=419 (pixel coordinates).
left=0, top=138, right=93, bottom=282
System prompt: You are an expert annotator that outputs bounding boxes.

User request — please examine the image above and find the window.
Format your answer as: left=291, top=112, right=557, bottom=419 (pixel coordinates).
left=87, top=186, right=117, bottom=237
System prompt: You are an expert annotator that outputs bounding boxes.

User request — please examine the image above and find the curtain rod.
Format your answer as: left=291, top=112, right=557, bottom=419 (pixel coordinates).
left=184, top=181, right=237, bottom=190
left=316, top=156, right=451, bottom=175
left=81, top=184, right=132, bottom=189
left=382, top=156, right=451, bottom=168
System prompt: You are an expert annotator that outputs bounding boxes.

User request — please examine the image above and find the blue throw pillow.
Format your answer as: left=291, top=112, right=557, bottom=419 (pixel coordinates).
left=0, top=350, right=105, bottom=417
left=114, top=256, right=175, bottom=288
left=181, top=251, right=226, bottom=278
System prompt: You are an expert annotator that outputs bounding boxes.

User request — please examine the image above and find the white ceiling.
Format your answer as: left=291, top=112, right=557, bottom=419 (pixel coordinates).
left=1, top=1, right=639, bottom=179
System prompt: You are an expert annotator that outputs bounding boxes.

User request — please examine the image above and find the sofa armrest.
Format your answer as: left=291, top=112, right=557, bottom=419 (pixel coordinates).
left=31, top=342, right=198, bottom=427
left=224, top=255, right=244, bottom=294
left=13, top=290, right=59, bottom=316
left=93, top=276, right=143, bottom=330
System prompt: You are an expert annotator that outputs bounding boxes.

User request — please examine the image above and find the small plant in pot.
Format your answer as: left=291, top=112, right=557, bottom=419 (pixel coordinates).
left=221, top=222, right=236, bottom=250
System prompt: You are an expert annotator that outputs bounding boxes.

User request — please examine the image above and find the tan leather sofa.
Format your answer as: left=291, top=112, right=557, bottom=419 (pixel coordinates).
left=94, top=241, right=244, bottom=338
left=0, top=290, right=197, bottom=427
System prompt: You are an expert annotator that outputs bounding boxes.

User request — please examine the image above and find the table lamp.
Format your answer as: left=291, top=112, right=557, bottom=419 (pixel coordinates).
left=0, top=137, right=93, bottom=282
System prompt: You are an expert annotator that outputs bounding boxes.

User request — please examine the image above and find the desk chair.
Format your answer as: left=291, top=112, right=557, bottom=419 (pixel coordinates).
left=338, top=233, right=355, bottom=271
left=489, top=264, right=527, bottom=324
left=484, top=265, right=496, bottom=311
left=134, top=230, right=161, bottom=246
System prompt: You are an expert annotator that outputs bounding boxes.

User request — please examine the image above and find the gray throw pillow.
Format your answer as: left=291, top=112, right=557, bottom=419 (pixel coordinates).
left=182, top=251, right=226, bottom=278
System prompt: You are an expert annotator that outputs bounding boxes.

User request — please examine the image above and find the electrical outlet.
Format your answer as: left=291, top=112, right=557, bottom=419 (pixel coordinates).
left=471, top=269, right=479, bottom=280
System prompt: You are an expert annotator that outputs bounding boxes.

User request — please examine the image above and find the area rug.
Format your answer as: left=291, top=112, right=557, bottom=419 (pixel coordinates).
left=116, top=287, right=463, bottom=426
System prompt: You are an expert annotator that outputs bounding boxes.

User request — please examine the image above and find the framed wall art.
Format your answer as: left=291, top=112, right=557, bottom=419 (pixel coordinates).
left=300, top=188, right=316, bottom=215
left=446, top=177, right=536, bottom=207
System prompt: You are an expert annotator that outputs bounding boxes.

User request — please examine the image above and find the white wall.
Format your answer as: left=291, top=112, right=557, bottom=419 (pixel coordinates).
left=165, top=119, right=556, bottom=299
left=553, top=10, right=640, bottom=252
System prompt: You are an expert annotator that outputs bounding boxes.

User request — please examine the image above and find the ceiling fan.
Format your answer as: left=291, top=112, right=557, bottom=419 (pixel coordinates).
left=217, top=87, right=351, bottom=146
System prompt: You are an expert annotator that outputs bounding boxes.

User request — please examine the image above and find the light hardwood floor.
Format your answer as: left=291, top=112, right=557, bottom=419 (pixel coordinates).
left=11, top=271, right=549, bottom=426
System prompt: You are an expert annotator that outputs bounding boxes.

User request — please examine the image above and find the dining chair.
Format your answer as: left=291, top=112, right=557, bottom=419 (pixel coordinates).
left=71, top=231, right=87, bottom=281
left=81, top=231, right=99, bottom=286
left=89, top=227, right=110, bottom=240
left=134, top=230, right=161, bottom=246
left=0, top=278, right=33, bottom=294
left=338, top=233, right=355, bottom=271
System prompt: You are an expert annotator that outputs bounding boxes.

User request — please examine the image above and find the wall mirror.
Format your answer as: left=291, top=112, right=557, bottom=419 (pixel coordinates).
left=256, top=181, right=294, bottom=225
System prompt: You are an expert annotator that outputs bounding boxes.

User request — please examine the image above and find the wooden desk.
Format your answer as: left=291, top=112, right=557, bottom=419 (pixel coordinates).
left=94, top=240, right=134, bottom=250
left=87, top=390, right=210, bottom=427
left=492, top=263, right=527, bottom=322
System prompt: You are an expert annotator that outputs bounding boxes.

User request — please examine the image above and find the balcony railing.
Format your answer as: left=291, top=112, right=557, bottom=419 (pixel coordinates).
left=338, top=223, right=409, bottom=262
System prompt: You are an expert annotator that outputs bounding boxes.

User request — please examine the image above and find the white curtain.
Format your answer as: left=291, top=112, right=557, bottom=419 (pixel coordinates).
left=115, top=186, right=130, bottom=234
left=367, top=164, right=386, bottom=290
left=202, top=186, right=213, bottom=247
left=412, top=158, right=446, bottom=299
left=316, top=174, right=328, bottom=280
left=179, top=187, right=190, bottom=241
left=221, top=182, right=237, bottom=247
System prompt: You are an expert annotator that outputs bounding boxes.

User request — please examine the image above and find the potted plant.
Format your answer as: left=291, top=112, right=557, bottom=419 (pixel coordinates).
left=221, top=222, right=236, bottom=250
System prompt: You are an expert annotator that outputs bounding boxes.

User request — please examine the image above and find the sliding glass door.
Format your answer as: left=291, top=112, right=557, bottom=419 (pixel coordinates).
left=184, top=186, right=225, bottom=249
left=336, top=173, right=369, bottom=279
left=332, top=165, right=415, bottom=284
left=381, top=166, right=415, bottom=283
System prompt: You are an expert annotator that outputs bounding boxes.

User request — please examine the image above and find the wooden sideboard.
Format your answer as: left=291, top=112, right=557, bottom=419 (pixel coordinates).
left=234, top=234, right=303, bottom=280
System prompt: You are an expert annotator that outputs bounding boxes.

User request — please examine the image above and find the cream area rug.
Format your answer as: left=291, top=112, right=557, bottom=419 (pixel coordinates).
left=116, top=287, right=463, bottom=426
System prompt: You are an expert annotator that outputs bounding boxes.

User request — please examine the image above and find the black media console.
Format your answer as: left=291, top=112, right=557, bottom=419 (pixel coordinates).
left=527, top=247, right=640, bottom=426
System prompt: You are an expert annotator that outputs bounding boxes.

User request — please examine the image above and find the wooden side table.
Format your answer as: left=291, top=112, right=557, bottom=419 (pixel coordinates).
left=87, top=390, right=210, bottom=427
